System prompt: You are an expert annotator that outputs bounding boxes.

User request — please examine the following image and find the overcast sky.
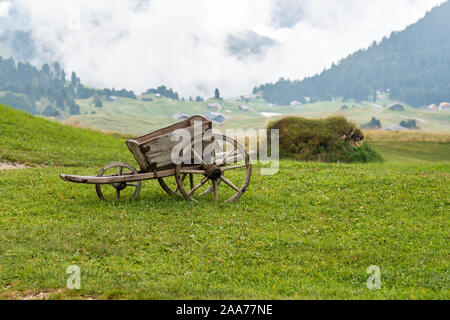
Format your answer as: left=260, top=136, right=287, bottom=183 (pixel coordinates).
left=0, top=0, right=446, bottom=97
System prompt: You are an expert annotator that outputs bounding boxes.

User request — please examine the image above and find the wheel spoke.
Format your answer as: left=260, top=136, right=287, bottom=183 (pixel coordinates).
left=119, top=166, right=123, bottom=175
left=221, top=164, right=248, bottom=171
left=187, top=176, right=209, bottom=196
left=175, top=174, right=188, bottom=192
left=213, top=179, right=219, bottom=202
left=199, top=186, right=214, bottom=196
left=220, top=176, right=240, bottom=192
left=189, top=174, right=194, bottom=190
left=115, top=189, right=120, bottom=200
left=180, top=169, right=207, bottom=174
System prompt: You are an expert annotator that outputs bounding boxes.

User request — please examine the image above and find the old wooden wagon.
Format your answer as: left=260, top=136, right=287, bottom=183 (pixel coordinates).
left=60, top=115, right=252, bottom=203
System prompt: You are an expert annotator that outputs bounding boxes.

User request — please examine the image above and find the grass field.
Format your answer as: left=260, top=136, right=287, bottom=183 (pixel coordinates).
left=0, top=104, right=449, bottom=300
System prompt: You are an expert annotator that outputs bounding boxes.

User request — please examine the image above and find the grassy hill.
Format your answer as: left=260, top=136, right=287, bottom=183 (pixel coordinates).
left=0, top=104, right=133, bottom=167
left=0, top=104, right=448, bottom=300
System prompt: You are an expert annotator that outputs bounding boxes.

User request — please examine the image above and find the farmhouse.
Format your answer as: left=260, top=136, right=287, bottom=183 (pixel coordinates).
left=428, top=104, right=438, bottom=111
left=439, top=102, right=450, bottom=110
left=390, top=104, right=405, bottom=111
left=290, top=101, right=302, bottom=107
left=172, top=113, right=190, bottom=120
left=239, top=105, right=249, bottom=112
left=240, top=94, right=257, bottom=103
left=204, top=112, right=226, bottom=123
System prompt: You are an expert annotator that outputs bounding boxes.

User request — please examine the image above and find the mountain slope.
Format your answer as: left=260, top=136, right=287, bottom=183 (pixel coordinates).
left=256, top=1, right=450, bottom=108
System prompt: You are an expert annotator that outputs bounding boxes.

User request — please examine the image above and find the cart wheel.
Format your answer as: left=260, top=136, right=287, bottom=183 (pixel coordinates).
left=175, top=134, right=251, bottom=203
left=158, top=139, right=223, bottom=197
left=95, top=162, right=142, bottom=201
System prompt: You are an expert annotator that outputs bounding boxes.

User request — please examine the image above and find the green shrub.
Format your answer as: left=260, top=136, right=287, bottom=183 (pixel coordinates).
left=268, top=116, right=383, bottom=163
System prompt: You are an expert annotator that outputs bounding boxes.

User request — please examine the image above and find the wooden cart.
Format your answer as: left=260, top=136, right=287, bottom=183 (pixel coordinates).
left=60, top=115, right=252, bottom=203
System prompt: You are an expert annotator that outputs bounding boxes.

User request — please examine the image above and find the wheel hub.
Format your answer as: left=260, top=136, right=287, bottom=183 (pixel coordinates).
left=206, top=165, right=222, bottom=179
left=113, top=182, right=127, bottom=191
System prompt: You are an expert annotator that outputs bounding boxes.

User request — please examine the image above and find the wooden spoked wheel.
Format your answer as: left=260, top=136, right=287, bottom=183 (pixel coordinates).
left=175, top=134, right=251, bottom=203
left=95, top=162, right=142, bottom=201
left=158, top=139, right=223, bottom=197
left=158, top=174, right=195, bottom=197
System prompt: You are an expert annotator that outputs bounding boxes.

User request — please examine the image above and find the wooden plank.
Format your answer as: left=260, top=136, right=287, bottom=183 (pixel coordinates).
left=60, top=165, right=203, bottom=185
left=133, top=115, right=211, bottom=143
left=126, top=116, right=212, bottom=170
left=126, top=139, right=151, bottom=170
left=143, top=122, right=212, bottom=168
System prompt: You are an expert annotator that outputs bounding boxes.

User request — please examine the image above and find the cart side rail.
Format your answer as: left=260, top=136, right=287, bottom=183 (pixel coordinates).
left=126, top=115, right=212, bottom=171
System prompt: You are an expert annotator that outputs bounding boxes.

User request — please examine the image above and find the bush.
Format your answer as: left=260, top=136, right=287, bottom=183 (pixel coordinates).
left=361, top=117, right=382, bottom=129
left=268, top=116, right=383, bottom=163
left=42, top=105, right=60, bottom=117
left=400, top=119, right=419, bottom=130
left=94, top=96, right=103, bottom=108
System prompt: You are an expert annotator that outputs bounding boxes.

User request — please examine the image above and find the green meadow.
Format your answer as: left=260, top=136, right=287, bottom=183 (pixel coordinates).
left=0, top=104, right=449, bottom=300
left=64, top=95, right=450, bottom=135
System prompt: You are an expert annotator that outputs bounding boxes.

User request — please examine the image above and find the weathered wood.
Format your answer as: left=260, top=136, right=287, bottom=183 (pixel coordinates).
left=133, top=115, right=211, bottom=143
left=126, top=139, right=151, bottom=171
left=60, top=164, right=203, bottom=185
left=94, top=162, right=142, bottom=201
left=143, top=122, right=212, bottom=169
left=126, top=115, right=212, bottom=170
left=60, top=116, right=253, bottom=203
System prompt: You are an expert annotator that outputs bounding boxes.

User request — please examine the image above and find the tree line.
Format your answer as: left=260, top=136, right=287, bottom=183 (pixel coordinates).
left=0, top=56, right=137, bottom=116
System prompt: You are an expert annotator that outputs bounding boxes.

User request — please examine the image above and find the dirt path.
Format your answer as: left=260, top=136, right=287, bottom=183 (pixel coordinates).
left=0, top=162, right=29, bottom=170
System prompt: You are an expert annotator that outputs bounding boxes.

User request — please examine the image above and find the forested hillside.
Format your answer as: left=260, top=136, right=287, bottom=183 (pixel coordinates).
left=256, top=1, right=450, bottom=108
left=0, top=57, right=136, bottom=116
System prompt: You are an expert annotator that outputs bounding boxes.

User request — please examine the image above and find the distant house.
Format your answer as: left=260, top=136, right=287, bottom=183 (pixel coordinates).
left=427, top=104, right=438, bottom=111
left=239, top=105, right=249, bottom=112
left=290, top=101, right=302, bottom=107
left=240, top=94, right=257, bottom=103
left=172, top=113, right=190, bottom=120
left=204, top=112, right=226, bottom=123
left=389, top=104, right=404, bottom=111
left=439, top=102, right=450, bottom=110
left=155, top=93, right=161, bottom=98
left=207, top=102, right=222, bottom=112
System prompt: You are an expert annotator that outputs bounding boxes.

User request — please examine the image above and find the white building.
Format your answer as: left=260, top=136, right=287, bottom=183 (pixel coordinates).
left=439, top=102, right=450, bottom=110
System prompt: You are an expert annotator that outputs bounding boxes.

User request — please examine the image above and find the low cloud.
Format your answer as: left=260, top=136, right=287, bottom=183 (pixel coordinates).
left=0, top=1, right=12, bottom=17
left=3, top=0, right=446, bottom=98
